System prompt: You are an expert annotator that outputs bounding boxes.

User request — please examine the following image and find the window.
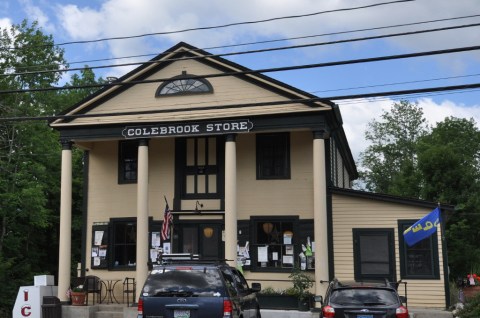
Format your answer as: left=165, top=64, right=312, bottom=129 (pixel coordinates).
left=111, top=218, right=137, bottom=269
left=399, top=220, right=439, bottom=279
left=156, top=71, right=213, bottom=97
left=256, top=133, right=290, bottom=179
left=118, top=141, right=138, bottom=183
left=250, top=216, right=298, bottom=272
left=175, top=137, right=224, bottom=201
left=353, top=229, right=396, bottom=282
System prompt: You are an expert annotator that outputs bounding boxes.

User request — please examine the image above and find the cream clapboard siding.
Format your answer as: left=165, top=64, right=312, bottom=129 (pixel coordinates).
left=54, top=58, right=329, bottom=127
left=236, top=131, right=314, bottom=220
left=332, top=194, right=446, bottom=308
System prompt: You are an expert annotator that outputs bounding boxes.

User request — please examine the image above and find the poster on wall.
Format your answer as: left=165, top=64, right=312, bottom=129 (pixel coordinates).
left=91, top=223, right=109, bottom=269
left=94, top=231, right=104, bottom=246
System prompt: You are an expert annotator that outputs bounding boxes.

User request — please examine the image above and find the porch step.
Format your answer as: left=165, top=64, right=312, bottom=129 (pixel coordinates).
left=94, top=305, right=124, bottom=318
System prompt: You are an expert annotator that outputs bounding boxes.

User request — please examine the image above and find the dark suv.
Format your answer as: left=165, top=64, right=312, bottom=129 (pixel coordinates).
left=138, top=255, right=262, bottom=318
left=318, top=279, right=408, bottom=318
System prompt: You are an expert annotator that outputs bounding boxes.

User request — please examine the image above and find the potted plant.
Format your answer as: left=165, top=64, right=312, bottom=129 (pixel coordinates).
left=464, top=272, right=480, bottom=301
left=68, top=285, right=86, bottom=306
left=289, top=268, right=314, bottom=311
left=257, top=286, right=299, bottom=310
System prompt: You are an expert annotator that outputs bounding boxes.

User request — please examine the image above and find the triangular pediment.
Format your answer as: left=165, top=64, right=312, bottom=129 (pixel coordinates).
left=51, top=42, right=332, bottom=128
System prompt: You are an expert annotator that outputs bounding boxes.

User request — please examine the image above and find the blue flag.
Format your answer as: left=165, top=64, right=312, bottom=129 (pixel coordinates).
left=403, top=207, right=441, bottom=247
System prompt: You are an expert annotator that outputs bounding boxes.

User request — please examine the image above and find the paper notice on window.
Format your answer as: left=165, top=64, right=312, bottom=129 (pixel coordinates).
left=258, top=246, right=268, bottom=262
left=94, top=231, right=104, bottom=246
left=272, top=252, right=278, bottom=261
left=99, top=247, right=107, bottom=257
left=150, top=249, right=158, bottom=261
left=93, top=257, right=101, bottom=266
left=152, top=232, right=161, bottom=247
left=282, top=255, right=294, bottom=264
left=91, top=246, right=98, bottom=257
left=285, top=244, right=294, bottom=255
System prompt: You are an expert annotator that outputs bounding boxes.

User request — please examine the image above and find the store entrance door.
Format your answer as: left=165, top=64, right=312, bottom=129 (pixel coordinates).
left=177, top=223, right=224, bottom=260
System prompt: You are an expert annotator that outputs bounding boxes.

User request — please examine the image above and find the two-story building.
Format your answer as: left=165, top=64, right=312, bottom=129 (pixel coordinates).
left=50, top=42, right=451, bottom=308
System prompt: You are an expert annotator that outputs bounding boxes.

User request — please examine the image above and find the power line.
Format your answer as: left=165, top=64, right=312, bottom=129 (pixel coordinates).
left=6, top=0, right=415, bottom=50
left=311, top=73, right=480, bottom=94
left=1, top=44, right=479, bottom=94
left=6, top=21, right=480, bottom=77
left=1, top=82, right=479, bottom=122
left=6, top=13, right=479, bottom=73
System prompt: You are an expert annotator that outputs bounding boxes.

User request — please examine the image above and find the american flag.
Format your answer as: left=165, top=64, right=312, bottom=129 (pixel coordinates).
left=161, top=202, right=173, bottom=241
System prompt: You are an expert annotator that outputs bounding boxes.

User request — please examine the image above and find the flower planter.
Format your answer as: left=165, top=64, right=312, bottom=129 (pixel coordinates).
left=257, top=294, right=300, bottom=310
left=463, top=286, right=480, bottom=301
left=70, top=291, right=86, bottom=306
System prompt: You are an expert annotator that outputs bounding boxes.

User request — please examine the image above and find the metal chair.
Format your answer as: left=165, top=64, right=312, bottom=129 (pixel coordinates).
left=123, top=277, right=136, bottom=306
left=84, top=275, right=102, bottom=305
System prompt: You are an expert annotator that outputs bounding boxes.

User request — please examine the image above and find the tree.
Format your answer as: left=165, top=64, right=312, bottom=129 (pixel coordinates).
left=357, top=100, right=429, bottom=197
left=0, top=20, right=67, bottom=314
left=0, top=20, right=103, bottom=315
left=416, top=117, right=480, bottom=279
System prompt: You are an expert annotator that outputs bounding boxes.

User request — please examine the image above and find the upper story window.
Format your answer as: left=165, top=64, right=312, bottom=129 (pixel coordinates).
left=118, top=140, right=138, bottom=184
left=256, top=133, right=290, bottom=180
left=156, top=71, right=213, bottom=97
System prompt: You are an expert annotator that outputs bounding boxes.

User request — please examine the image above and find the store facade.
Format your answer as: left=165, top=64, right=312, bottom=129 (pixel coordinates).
left=50, top=42, right=450, bottom=308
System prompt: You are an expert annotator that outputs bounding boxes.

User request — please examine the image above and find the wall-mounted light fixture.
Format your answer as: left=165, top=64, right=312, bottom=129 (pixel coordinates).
left=195, top=201, right=203, bottom=213
left=203, top=227, right=214, bottom=238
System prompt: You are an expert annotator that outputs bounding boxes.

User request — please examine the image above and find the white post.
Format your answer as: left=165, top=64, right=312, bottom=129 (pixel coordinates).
left=224, top=135, right=237, bottom=267
left=313, top=132, right=329, bottom=298
left=136, top=139, right=149, bottom=300
left=57, top=141, right=72, bottom=302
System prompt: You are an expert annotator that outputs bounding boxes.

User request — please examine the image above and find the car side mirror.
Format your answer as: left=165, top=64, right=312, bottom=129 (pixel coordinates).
left=314, top=295, right=323, bottom=304
left=250, top=283, right=261, bottom=293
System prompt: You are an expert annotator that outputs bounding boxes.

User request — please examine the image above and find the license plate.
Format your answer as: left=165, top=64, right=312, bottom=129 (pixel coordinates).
left=174, top=310, right=190, bottom=318
left=357, top=315, right=373, bottom=318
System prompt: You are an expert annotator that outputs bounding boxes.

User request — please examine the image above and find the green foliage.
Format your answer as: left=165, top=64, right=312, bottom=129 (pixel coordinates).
left=0, top=19, right=99, bottom=315
left=457, top=292, right=480, bottom=318
left=289, top=268, right=314, bottom=300
left=358, top=100, right=428, bottom=197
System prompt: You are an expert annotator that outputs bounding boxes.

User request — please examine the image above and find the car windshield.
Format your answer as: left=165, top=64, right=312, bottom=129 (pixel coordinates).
left=142, top=267, right=225, bottom=296
left=329, top=288, right=399, bottom=306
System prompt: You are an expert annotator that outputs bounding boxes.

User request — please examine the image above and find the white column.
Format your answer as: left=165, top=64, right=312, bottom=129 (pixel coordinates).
left=313, top=132, right=329, bottom=298
left=224, top=134, right=237, bottom=267
left=58, top=141, right=72, bottom=302
left=136, top=139, right=149, bottom=300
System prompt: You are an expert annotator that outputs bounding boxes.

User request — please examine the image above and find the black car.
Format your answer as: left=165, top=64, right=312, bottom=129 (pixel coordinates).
left=138, top=255, right=262, bottom=318
left=317, top=279, right=408, bottom=318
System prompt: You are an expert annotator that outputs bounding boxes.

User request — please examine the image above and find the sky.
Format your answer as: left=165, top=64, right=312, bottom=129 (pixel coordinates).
left=1, top=0, right=480, bottom=163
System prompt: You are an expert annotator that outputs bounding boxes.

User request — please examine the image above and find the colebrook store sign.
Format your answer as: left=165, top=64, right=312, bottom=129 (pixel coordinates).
left=122, top=119, right=253, bottom=139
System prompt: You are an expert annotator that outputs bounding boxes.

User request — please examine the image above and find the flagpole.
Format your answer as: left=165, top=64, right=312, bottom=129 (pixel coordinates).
left=164, top=196, right=174, bottom=247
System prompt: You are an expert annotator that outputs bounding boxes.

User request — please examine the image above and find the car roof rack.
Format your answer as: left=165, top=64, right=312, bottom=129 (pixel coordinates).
left=331, top=278, right=396, bottom=289
left=155, top=253, right=232, bottom=266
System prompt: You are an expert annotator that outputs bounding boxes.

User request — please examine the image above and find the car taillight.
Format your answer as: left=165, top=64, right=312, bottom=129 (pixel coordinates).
left=223, top=299, right=233, bottom=317
left=322, top=305, right=335, bottom=318
left=396, top=305, right=409, bottom=318
left=137, top=298, right=143, bottom=315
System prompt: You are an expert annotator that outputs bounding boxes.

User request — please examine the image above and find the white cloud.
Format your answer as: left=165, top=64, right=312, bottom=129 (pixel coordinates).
left=17, top=0, right=55, bottom=33
left=0, top=17, right=11, bottom=30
